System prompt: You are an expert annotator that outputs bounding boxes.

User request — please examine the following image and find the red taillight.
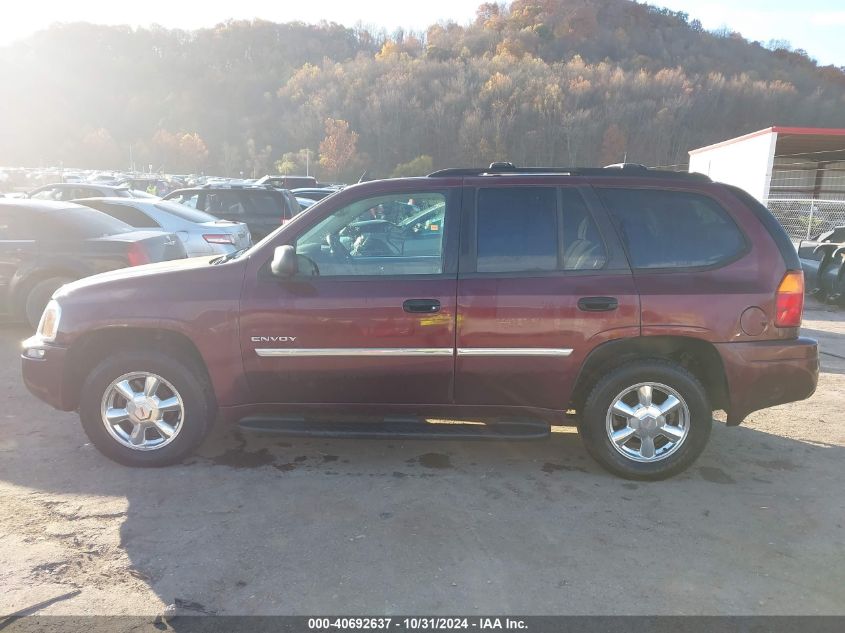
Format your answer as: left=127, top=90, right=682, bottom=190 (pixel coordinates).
left=203, top=233, right=235, bottom=245
left=126, top=242, right=150, bottom=267
left=774, top=271, right=804, bottom=328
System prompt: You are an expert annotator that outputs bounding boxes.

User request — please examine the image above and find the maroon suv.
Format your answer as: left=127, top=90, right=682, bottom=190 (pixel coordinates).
left=21, top=164, right=819, bottom=479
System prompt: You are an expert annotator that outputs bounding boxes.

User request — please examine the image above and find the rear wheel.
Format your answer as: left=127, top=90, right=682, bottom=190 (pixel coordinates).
left=24, top=277, right=73, bottom=329
left=79, top=350, right=214, bottom=467
left=578, top=359, right=712, bottom=480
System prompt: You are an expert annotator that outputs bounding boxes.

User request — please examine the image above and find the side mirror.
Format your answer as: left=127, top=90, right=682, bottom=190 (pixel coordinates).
left=270, top=245, right=298, bottom=277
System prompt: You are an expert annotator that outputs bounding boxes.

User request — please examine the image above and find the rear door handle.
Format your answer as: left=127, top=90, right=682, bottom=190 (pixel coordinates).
left=403, top=299, right=441, bottom=314
left=578, top=296, right=618, bottom=312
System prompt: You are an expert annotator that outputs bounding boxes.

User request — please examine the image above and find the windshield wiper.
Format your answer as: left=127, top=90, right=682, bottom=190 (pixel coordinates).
left=212, top=248, right=247, bottom=264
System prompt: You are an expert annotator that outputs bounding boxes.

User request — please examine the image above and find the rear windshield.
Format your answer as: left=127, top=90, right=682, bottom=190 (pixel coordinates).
left=155, top=200, right=218, bottom=223
left=127, top=189, right=157, bottom=199
left=50, top=207, right=134, bottom=239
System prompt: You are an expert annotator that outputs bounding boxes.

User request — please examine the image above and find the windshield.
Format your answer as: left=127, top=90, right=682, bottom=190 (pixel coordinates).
left=155, top=200, right=219, bottom=223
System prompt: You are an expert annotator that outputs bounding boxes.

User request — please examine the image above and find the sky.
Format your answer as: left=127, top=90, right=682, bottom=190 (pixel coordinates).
left=0, top=0, right=842, bottom=66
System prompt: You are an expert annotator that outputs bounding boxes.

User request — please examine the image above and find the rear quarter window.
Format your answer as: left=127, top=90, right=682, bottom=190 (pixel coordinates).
left=598, top=188, right=746, bottom=269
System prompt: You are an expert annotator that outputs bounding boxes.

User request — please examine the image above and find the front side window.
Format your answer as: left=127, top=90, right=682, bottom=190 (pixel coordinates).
left=295, top=192, right=447, bottom=276
left=599, top=189, right=746, bottom=269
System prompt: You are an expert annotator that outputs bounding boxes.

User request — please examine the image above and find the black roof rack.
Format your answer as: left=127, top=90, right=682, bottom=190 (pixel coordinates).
left=427, top=162, right=710, bottom=182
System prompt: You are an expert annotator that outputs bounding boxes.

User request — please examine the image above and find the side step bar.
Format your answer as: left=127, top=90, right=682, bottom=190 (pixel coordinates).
left=237, top=417, right=550, bottom=441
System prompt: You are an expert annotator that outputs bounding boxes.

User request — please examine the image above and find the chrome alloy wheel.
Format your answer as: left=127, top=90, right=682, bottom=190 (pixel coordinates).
left=605, top=382, right=690, bottom=463
left=100, top=372, right=184, bottom=451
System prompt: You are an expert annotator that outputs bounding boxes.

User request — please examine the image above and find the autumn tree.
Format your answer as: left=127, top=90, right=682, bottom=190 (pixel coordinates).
left=246, top=138, right=273, bottom=178
left=599, top=124, right=627, bottom=165
left=151, top=130, right=180, bottom=171
left=318, top=118, right=359, bottom=181
left=275, top=149, right=314, bottom=175
left=81, top=128, right=121, bottom=169
left=2, top=8, right=845, bottom=175
left=177, top=132, right=209, bottom=173
left=391, top=155, right=434, bottom=177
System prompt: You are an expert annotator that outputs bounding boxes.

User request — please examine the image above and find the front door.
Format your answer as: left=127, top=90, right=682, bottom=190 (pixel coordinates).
left=454, top=183, right=640, bottom=410
left=240, top=186, right=460, bottom=405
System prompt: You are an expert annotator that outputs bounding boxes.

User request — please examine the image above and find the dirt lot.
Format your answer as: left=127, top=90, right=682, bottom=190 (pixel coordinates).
left=1, top=301, right=844, bottom=616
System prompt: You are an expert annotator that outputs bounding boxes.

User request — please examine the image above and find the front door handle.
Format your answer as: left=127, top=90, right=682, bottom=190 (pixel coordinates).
left=403, top=299, right=441, bottom=314
left=578, top=296, right=618, bottom=312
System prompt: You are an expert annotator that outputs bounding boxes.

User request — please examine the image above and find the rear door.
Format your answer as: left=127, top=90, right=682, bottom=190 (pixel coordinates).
left=454, top=182, right=639, bottom=410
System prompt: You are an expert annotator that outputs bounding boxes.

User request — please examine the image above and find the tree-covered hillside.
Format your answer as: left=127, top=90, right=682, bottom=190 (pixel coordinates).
left=1, top=0, right=843, bottom=179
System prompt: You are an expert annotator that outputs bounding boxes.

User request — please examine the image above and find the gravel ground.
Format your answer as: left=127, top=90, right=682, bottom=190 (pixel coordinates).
left=1, top=301, right=843, bottom=616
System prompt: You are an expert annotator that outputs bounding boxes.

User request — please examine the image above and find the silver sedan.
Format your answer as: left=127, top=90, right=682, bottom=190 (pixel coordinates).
left=75, top=198, right=251, bottom=257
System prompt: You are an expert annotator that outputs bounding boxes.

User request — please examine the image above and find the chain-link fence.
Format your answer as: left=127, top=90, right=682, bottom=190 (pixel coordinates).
left=767, top=199, right=845, bottom=241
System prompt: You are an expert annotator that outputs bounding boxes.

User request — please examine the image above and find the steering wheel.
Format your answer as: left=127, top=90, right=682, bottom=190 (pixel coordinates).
left=326, top=232, right=351, bottom=261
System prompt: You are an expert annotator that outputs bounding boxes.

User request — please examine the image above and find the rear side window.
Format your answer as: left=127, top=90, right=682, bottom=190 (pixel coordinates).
left=206, top=191, right=245, bottom=216
left=599, top=189, right=746, bottom=269
left=475, top=187, right=606, bottom=273
left=248, top=191, right=284, bottom=216
left=477, top=187, right=558, bottom=273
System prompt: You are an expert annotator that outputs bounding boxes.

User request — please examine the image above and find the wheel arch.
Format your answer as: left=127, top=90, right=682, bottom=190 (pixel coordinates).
left=570, top=336, right=729, bottom=414
left=63, top=327, right=215, bottom=412
left=10, top=266, right=81, bottom=318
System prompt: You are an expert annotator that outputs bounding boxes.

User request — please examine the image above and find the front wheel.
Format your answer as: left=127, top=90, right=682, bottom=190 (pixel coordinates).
left=79, top=351, right=214, bottom=467
left=578, top=360, right=712, bottom=480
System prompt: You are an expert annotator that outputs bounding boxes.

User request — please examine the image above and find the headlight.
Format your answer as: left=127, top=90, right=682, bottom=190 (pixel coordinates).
left=36, top=300, right=62, bottom=342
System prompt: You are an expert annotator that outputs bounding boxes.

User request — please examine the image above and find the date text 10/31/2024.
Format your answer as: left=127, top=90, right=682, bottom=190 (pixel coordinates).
left=307, top=618, right=528, bottom=630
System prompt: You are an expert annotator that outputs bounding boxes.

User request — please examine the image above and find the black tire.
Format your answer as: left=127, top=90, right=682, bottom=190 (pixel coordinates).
left=24, top=277, right=73, bottom=329
left=578, top=359, right=712, bottom=480
left=79, top=350, right=215, bottom=467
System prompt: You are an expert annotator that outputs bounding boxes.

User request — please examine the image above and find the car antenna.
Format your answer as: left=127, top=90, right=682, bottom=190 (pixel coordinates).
left=358, top=171, right=368, bottom=183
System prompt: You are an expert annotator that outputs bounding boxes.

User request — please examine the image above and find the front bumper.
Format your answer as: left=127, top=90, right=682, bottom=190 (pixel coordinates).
left=21, top=336, right=75, bottom=411
left=715, top=337, right=819, bottom=426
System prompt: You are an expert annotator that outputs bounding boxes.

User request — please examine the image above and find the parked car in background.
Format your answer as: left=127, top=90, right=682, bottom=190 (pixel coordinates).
left=291, top=187, right=342, bottom=202
left=21, top=164, right=817, bottom=479
left=0, top=200, right=186, bottom=327
left=255, top=174, right=317, bottom=189
left=76, top=198, right=251, bottom=257
left=28, top=183, right=156, bottom=201
left=296, top=197, right=316, bottom=211
left=799, top=226, right=845, bottom=304
left=163, top=184, right=302, bottom=240
left=118, top=177, right=178, bottom=196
